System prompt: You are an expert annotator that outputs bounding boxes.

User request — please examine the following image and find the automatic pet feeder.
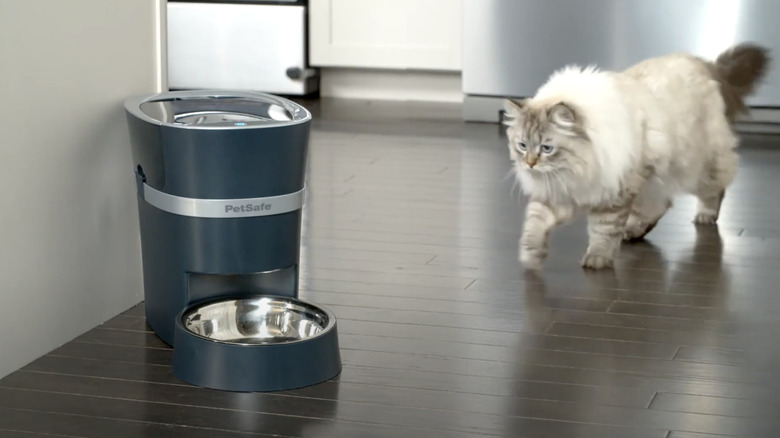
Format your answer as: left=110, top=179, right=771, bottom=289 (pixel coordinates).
left=124, top=90, right=341, bottom=392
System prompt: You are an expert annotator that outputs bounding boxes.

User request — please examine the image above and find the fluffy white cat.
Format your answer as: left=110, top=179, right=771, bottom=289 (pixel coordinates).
left=504, top=43, right=770, bottom=270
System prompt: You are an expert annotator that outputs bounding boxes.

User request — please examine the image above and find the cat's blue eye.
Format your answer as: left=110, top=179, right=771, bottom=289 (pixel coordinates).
left=541, top=144, right=554, bottom=154
left=518, top=142, right=527, bottom=151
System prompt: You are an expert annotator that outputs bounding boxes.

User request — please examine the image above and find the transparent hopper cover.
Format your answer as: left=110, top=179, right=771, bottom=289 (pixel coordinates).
left=139, top=95, right=305, bottom=127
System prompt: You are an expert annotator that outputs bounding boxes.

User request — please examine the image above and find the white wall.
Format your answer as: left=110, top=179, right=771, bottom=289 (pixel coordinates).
left=0, top=0, right=165, bottom=378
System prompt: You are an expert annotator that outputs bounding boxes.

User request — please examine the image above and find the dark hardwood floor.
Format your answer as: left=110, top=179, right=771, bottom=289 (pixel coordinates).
left=2, top=98, right=780, bottom=437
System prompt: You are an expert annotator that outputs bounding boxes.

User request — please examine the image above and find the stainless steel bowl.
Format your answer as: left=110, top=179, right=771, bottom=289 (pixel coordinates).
left=182, top=297, right=332, bottom=345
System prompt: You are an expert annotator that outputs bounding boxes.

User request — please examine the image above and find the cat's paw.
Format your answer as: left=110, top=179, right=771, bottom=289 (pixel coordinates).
left=520, top=250, right=546, bottom=271
left=693, top=212, right=718, bottom=225
left=580, top=253, right=614, bottom=270
left=623, top=215, right=659, bottom=242
left=623, top=223, right=650, bottom=242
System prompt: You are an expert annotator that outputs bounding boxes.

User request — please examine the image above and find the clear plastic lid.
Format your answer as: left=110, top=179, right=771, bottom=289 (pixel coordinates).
left=130, top=91, right=310, bottom=129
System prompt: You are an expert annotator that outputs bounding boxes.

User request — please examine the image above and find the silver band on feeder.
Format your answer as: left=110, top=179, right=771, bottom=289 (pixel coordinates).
left=142, top=184, right=305, bottom=218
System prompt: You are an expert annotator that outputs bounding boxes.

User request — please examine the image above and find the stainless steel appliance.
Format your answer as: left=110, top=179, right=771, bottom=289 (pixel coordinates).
left=167, top=0, right=318, bottom=95
left=462, top=0, right=780, bottom=128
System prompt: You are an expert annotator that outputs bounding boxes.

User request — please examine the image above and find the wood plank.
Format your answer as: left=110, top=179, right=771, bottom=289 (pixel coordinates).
left=650, top=392, right=780, bottom=420
left=74, top=326, right=680, bottom=363
left=0, top=407, right=281, bottom=438
left=545, top=322, right=740, bottom=349
left=42, top=341, right=779, bottom=404
left=667, top=432, right=742, bottom=438
left=20, top=355, right=653, bottom=410
left=20, top=355, right=653, bottom=411
left=673, top=346, right=744, bottom=366
left=0, top=387, right=476, bottom=438
left=0, top=430, right=81, bottom=438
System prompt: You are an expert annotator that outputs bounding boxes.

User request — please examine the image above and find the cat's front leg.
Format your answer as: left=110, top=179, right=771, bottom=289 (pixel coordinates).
left=520, top=200, right=573, bottom=270
left=582, top=204, right=631, bottom=269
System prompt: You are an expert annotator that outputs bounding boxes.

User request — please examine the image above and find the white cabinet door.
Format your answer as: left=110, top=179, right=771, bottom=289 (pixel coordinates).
left=309, top=0, right=461, bottom=71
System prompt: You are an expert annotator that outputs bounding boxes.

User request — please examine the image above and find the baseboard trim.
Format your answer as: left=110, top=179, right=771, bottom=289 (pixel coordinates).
left=320, top=68, right=463, bottom=103
left=463, top=94, right=780, bottom=135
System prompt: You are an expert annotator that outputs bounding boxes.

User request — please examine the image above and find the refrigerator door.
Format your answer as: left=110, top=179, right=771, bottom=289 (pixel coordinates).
left=463, top=0, right=780, bottom=106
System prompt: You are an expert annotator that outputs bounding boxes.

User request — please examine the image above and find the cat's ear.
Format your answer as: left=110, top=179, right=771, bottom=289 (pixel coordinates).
left=548, top=102, right=586, bottom=137
left=548, top=102, right=576, bottom=126
left=502, top=98, right=527, bottom=125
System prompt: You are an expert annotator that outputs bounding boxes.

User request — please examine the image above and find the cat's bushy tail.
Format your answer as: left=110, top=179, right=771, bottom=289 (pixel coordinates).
left=712, top=43, right=771, bottom=121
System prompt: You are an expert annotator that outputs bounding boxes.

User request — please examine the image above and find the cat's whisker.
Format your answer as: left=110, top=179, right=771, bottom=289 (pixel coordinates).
left=503, top=167, right=516, bottom=182
left=505, top=167, right=522, bottom=199
left=549, top=170, right=563, bottom=195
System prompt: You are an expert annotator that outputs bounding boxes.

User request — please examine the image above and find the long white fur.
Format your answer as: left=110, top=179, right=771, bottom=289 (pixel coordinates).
left=514, top=54, right=739, bottom=211
left=508, top=52, right=743, bottom=269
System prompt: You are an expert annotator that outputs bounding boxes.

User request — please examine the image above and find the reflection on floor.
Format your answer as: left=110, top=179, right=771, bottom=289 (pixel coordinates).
left=1, top=98, right=779, bottom=438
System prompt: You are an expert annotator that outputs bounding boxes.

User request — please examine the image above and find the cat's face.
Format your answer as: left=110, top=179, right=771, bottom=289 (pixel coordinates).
left=507, top=127, right=565, bottom=173
left=504, top=99, right=592, bottom=176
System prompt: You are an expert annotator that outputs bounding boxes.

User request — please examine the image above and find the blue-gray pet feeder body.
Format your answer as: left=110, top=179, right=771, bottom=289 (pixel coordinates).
left=124, top=90, right=341, bottom=392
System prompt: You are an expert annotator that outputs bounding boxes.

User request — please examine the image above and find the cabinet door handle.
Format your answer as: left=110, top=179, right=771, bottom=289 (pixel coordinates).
left=286, top=67, right=317, bottom=80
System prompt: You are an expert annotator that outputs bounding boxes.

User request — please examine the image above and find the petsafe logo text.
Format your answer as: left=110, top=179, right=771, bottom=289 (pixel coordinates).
left=225, top=203, right=272, bottom=213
